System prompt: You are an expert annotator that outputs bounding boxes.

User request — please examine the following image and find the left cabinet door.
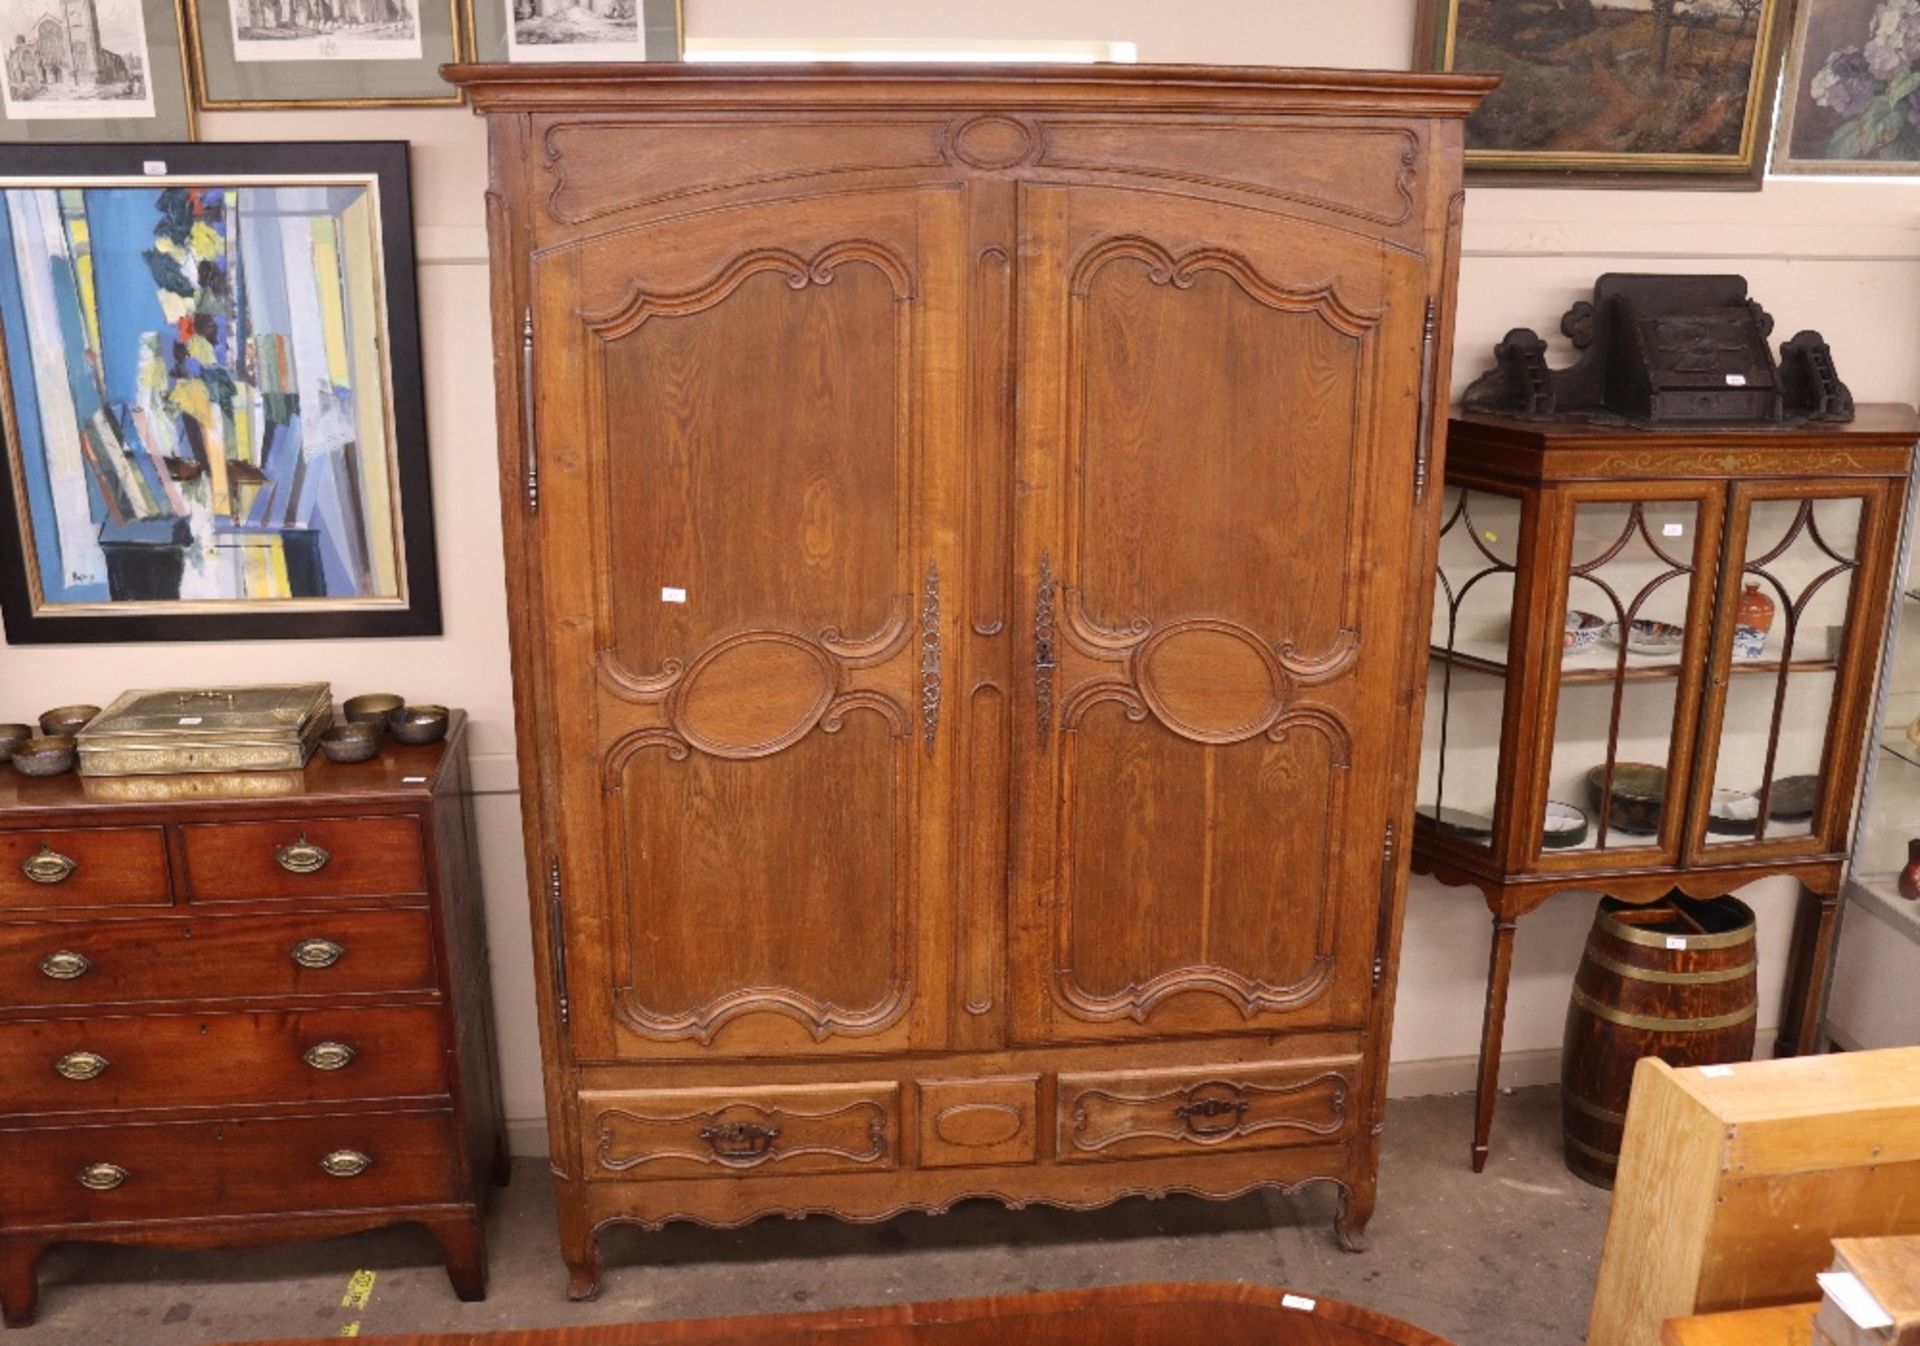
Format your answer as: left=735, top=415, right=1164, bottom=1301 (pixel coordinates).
left=528, top=186, right=968, bottom=1061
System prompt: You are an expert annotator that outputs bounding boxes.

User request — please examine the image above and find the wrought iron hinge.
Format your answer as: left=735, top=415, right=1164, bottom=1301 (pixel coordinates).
left=521, top=308, right=539, bottom=513
left=547, top=856, right=569, bottom=1025
left=1415, top=297, right=1437, bottom=504
left=1373, top=820, right=1397, bottom=990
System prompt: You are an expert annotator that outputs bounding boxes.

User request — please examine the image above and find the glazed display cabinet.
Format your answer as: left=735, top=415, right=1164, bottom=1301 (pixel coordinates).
left=1413, top=407, right=1918, bottom=1170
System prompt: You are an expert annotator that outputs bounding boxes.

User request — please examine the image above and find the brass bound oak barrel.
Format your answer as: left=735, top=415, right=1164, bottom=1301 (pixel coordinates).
left=1561, top=892, right=1757, bottom=1188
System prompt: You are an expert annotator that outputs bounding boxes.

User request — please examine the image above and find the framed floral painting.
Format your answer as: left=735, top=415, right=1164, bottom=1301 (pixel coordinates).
left=1415, top=0, right=1793, bottom=187
left=1775, top=0, right=1920, bottom=172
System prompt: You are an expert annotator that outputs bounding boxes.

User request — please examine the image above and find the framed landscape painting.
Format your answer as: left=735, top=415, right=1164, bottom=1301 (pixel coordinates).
left=0, top=0, right=196, bottom=140
left=1416, top=0, right=1793, bottom=186
left=184, top=0, right=464, bottom=107
left=0, top=142, right=440, bottom=644
left=466, top=0, right=678, bottom=63
left=1774, top=0, right=1920, bottom=174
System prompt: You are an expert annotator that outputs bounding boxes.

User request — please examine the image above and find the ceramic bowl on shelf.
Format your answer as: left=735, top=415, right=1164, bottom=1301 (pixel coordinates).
left=0, top=723, right=31, bottom=763
left=1542, top=801, right=1590, bottom=849
left=12, top=736, right=76, bottom=777
left=1563, top=610, right=1610, bottom=654
left=37, top=704, right=100, bottom=737
left=389, top=705, right=450, bottom=746
left=319, top=723, right=383, bottom=764
left=342, top=693, right=404, bottom=728
left=1612, top=618, right=1685, bottom=657
left=1768, top=775, right=1820, bottom=823
left=1414, top=804, right=1493, bottom=842
left=1585, top=762, right=1666, bottom=837
left=1707, top=788, right=1761, bottom=836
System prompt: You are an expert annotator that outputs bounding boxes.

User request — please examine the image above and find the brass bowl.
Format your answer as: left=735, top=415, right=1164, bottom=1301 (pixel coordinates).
left=390, top=704, right=449, bottom=746
left=319, top=723, right=383, bottom=764
left=1585, top=762, right=1666, bottom=838
left=342, top=693, right=404, bottom=728
left=38, top=704, right=100, bottom=737
left=13, top=735, right=76, bottom=777
left=0, top=723, right=31, bottom=761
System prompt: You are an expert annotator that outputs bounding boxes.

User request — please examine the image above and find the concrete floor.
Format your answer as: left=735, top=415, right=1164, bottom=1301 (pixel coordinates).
left=8, top=1087, right=1609, bottom=1346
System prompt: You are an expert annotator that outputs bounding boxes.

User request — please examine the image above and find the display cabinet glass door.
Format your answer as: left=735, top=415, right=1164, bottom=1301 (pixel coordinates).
left=1688, top=482, right=1891, bottom=860
left=1422, top=484, right=1525, bottom=853
left=1535, top=485, right=1723, bottom=870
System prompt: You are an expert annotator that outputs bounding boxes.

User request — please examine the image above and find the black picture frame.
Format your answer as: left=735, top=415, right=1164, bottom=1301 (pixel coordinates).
left=0, top=141, right=441, bottom=643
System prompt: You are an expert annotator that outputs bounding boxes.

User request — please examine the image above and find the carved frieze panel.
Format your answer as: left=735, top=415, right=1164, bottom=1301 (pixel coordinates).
left=1058, top=1067, right=1351, bottom=1162
left=586, top=1085, right=899, bottom=1179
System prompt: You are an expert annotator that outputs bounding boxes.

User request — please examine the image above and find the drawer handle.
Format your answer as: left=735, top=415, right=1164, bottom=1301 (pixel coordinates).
left=1174, top=1095, right=1250, bottom=1137
left=276, top=836, right=331, bottom=875
left=77, top=1162, right=128, bottom=1191
left=38, top=950, right=92, bottom=981
left=699, top=1121, right=779, bottom=1161
left=303, top=1041, right=357, bottom=1071
left=290, top=938, right=344, bottom=969
left=55, top=1051, right=109, bottom=1081
left=320, top=1149, right=372, bottom=1178
left=22, top=844, right=77, bottom=885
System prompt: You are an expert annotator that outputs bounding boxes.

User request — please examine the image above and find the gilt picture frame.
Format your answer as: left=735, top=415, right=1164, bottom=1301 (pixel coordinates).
left=1415, top=0, right=1793, bottom=187
left=1773, top=0, right=1920, bottom=174
left=0, top=142, right=441, bottom=644
left=1, top=0, right=196, bottom=141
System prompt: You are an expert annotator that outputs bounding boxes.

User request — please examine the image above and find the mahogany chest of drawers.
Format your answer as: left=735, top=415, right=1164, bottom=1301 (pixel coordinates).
left=0, top=712, right=505, bottom=1327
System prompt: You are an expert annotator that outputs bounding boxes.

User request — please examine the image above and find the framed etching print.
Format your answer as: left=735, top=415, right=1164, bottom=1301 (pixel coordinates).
left=185, top=0, right=464, bottom=107
left=466, top=0, right=678, bottom=63
left=1, top=0, right=196, bottom=140
left=1415, top=0, right=1792, bottom=186
left=1775, top=0, right=1920, bottom=173
left=0, top=142, right=441, bottom=644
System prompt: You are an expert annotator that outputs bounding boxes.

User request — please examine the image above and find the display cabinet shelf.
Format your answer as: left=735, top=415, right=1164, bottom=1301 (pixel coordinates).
left=1413, top=407, right=1918, bottom=1172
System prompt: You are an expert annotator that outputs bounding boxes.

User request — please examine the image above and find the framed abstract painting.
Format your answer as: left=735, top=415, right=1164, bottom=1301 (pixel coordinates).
left=1415, top=0, right=1793, bottom=186
left=1774, top=0, right=1920, bottom=173
left=0, top=142, right=440, bottom=644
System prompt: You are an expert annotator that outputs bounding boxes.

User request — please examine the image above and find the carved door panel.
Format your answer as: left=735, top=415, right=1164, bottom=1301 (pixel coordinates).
left=530, top=187, right=966, bottom=1060
left=1009, top=184, right=1429, bottom=1044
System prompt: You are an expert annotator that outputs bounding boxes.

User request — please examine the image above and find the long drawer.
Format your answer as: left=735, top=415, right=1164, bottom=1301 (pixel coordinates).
left=0, top=910, right=439, bottom=1009
left=180, top=816, right=428, bottom=902
left=0, top=827, right=170, bottom=912
left=1056, top=1058, right=1358, bottom=1163
left=580, top=1081, right=901, bottom=1182
left=0, top=1006, right=450, bottom=1115
left=0, top=1109, right=460, bottom=1228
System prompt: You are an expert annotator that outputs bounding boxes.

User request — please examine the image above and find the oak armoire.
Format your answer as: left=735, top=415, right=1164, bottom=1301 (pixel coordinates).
left=446, top=61, right=1495, bottom=1296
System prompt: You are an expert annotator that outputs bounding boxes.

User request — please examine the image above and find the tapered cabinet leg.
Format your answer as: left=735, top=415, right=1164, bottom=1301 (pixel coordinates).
left=491, top=1132, right=513, bottom=1189
left=0, top=1242, right=46, bottom=1329
left=556, top=1191, right=603, bottom=1302
left=1335, top=1177, right=1377, bottom=1253
left=1774, top=884, right=1840, bottom=1059
left=1473, top=915, right=1519, bottom=1173
left=430, top=1214, right=489, bottom=1303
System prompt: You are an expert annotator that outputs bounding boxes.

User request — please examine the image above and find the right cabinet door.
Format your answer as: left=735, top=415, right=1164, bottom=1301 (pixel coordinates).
left=1007, top=180, right=1432, bottom=1045
left=1687, top=480, right=1898, bottom=863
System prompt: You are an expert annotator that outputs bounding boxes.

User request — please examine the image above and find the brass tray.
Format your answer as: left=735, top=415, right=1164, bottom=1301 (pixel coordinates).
left=77, top=684, right=331, bottom=777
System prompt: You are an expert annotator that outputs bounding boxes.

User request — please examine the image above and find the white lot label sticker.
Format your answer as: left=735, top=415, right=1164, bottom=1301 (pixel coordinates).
left=1281, top=1295, right=1317, bottom=1312
left=661, top=587, right=687, bottom=603
left=1663, top=523, right=1684, bottom=537
left=1700, top=1065, right=1736, bottom=1078
left=178, top=716, right=203, bottom=726
left=143, top=160, right=167, bottom=176
left=1725, top=373, right=1748, bottom=386
left=402, top=776, right=427, bottom=784
left=1665, top=935, right=1688, bottom=950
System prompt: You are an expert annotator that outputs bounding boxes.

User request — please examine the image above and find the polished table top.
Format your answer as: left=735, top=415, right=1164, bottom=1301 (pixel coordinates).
left=230, top=1283, right=1453, bottom=1346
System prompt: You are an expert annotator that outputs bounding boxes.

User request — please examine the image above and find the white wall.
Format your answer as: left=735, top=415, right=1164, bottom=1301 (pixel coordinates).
left=4, top=0, right=1916, bottom=1148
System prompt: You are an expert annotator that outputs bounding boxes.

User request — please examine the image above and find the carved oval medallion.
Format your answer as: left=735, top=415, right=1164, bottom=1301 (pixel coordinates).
left=1135, top=620, right=1286, bottom=743
left=672, top=634, right=837, bottom=758
left=933, top=1102, right=1024, bottom=1149
left=948, top=115, right=1037, bottom=169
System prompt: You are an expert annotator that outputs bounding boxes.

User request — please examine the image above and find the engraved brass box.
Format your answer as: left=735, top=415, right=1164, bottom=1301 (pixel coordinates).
left=76, top=684, right=332, bottom=777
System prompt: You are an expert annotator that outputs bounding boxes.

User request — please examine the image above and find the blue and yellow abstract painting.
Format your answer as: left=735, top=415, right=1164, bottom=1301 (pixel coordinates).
left=0, top=179, right=401, bottom=608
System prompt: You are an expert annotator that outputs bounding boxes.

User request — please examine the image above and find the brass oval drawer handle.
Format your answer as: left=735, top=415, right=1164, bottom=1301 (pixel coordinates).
left=290, top=938, right=344, bottom=969
left=77, top=1162, right=128, bottom=1191
left=303, top=1041, right=357, bottom=1071
left=22, top=844, right=78, bottom=885
left=276, top=836, right=331, bottom=875
left=700, top=1121, right=780, bottom=1161
left=320, top=1149, right=372, bottom=1178
left=55, top=1051, right=109, bottom=1081
left=38, top=950, right=92, bottom=981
